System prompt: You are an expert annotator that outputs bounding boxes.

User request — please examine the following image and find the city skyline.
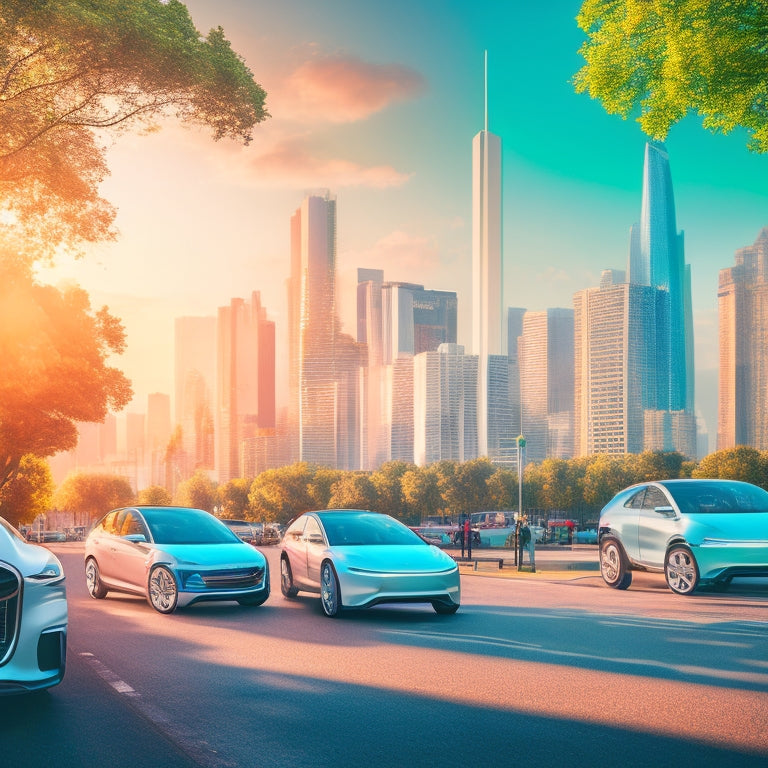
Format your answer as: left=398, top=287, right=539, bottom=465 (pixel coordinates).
left=36, top=1, right=768, bottom=450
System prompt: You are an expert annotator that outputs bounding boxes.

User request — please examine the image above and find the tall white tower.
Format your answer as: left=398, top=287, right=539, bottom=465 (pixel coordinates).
left=472, top=50, right=503, bottom=455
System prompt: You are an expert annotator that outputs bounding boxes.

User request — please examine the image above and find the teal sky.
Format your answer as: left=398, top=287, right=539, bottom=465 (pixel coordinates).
left=41, top=1, right=768, bottom=449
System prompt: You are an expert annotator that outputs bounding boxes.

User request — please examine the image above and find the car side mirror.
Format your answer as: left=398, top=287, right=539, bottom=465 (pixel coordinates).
left=654, top=506, right=676, bottom=519
left=125, top=533, right=147, bottom=543
left=306, top=533, right=324, bottom=545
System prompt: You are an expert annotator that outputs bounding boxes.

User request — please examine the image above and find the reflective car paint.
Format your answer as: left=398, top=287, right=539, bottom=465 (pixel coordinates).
left=280, top=510, right=460, bottom=616
left=84, top=506, right=269, bottom=613
left=0, top=516, right=67, bottom=694
left=598, top=479, right=768, bottom=593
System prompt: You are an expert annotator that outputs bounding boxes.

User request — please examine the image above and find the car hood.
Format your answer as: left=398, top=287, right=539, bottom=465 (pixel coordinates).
left=331, top=544, right=457, bottom=573
left=0, top=532, right=62, bottom=578
left=684, top=512, right=768, bottom=543
left=150, top=542, right=267, bottom=568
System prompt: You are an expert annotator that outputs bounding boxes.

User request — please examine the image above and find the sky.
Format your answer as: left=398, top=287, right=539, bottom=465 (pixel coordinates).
left=39, top=0, right=768, bottom=451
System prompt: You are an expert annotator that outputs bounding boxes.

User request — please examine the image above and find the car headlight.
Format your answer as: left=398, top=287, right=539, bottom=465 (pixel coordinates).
left=28, top=554, right=64, bottom=583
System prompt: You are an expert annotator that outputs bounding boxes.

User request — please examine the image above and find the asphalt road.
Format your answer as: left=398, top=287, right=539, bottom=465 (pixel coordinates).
left=3, top=543, right=768, bottom=768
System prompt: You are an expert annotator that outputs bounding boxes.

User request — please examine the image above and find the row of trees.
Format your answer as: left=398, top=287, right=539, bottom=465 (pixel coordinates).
left=5, top=446, right=768, bottom=529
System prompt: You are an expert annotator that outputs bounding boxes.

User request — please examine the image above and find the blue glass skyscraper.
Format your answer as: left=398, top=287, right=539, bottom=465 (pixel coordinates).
left=628, top=142, right=695, bottom=450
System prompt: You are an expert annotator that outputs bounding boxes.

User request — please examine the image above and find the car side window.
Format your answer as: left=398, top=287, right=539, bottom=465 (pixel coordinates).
left=120, top=512, right=148, bottom=538
left=624, top=489, right=646, bottom=508
left=101, top=511, right=119, bottom=535
left=642, top=487, right=669, bottom=510
left=285, top=516, right=307, bottom=540
left=303, top=516, right=324, bottom=542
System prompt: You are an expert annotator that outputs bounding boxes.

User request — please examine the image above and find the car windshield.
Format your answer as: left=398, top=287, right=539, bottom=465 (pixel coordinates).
left=141, top=508, right=241, bottom=545
left=661, top=481, right=768, bottom=514
left=0, top=516, right=25, bottom=542
left=318, top=511, right=426, bottom=546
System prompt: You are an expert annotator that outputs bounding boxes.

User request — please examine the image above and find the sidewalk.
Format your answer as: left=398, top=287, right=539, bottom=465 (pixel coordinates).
left=449, top=544, right=601, bottom=579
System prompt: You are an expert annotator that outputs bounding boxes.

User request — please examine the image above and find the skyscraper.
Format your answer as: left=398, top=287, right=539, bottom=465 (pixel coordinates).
left=216, top=291, right=275, bottom=482
left=472, top=51, right=503, bottom=456
left=519, top=308, right=575, bottom=462
left=718, top=227, right=768, bottom=449
left=175, top=316, right=216, bottom=475
left=628, top=142, right=695, bottom=438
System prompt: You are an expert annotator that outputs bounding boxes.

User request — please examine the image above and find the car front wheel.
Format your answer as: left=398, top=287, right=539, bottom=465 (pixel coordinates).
left=665, top=545, right=699, bottom=595
left=148, top=565, right=179, bottom=614
left=320, top=561, right=342, bottom=618
left=600, top=537, right=632, bottom=590
left=280, top=556, right=299, bottom=598
left=85, top=558, right=108, bottom=599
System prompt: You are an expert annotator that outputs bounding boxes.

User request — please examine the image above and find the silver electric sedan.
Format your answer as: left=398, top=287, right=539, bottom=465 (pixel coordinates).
left=279, top=509, right=460, bottom=617
left=84, top=506, right=269, bottom=614
left=599, top=478, right=768, bottom=594
left=0, top=515, right=67, bottom=694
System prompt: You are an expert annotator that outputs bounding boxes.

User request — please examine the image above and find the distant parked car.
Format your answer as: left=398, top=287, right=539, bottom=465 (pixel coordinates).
left=219, top=518, right=259, bottom=544
left=0, top=515, right=67, bottom=694
left=26, top=530, right=66, bottom=543
left=598, top=479, right=768, bottom=594
left=280, top=510, right=460, bottom=617
left=84, top=506, right=269, bottom=614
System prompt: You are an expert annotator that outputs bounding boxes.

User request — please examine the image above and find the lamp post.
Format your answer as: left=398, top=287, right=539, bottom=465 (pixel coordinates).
left=516, top=434, right=526, bottom=518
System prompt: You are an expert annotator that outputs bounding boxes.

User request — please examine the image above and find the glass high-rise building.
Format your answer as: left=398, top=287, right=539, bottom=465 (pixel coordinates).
left=718, top=227, right=768, bottom=449
left=629, top=142, right=695, bottom=432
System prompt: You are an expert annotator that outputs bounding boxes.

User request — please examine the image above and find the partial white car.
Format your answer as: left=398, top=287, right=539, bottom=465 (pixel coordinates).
left=280, top=509, right=461, bottom=617
left=0, top=516, right=67, bottom=695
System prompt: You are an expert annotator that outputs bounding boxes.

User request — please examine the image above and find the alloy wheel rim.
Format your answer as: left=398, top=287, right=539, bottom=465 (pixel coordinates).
left=321, top=565, right=336, bottom=614
left=150, top=568, right=176, bottom=610
left=601, top=544, right=619, bottom=582
left=86, top=561, right=97, bottom=593
left=667, top=550, right=695, bottom=593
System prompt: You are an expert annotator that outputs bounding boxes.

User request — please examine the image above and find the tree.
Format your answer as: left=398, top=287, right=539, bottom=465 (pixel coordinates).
left=0, top=0, right=269, bottom=263
left=581, top=454, right=632, bottom=510
left=174, top=470, right=216, bottom=512
left=370, top=461, right=412, bottom=518
left=574, top=0, right=768, bottom=152
left=217, top=477, right=252, bottom=518
left=249, top=463, right=315, bottom=524
left=400, top=467, right=443, bottom=525
left=137, top=485, right=172, bottom=506
left=0, top=259, right=132, bottom=491
left=0, top=454, right=53, bottom=526
left=54, top=472, right=134, bottom=525
left=692, top=446, right=768, bottom=488
left=327, top=474, right=378, bottom=511
left=443, top=459, right=495, bottom=516
left=308, top=467, right=344, bottom=509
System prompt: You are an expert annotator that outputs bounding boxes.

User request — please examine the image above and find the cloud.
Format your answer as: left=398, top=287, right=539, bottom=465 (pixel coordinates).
left=275, top=54, right=426, bottom=123
left=233, top=136, right=412, bottom=190
left=537, top=265, right=570, bottom=283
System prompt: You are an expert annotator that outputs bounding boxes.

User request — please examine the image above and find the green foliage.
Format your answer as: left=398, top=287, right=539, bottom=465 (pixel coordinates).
left=174, top=470, right=217, bottom=512
left=308, top=468, right=344, bottom=509
left=486, top=468, right=517, bottom=511
left=327, top=473, right=378, bottom=511
left=54, top=472, right=134, bottom=524
left=370, top=461, right=412, bottom=518
left=137, top=485, right=172, bottom=506
left=692, top=446, right=768, bottom=488
left=0, top=454, right=53, bottom=526
left=248, top=463, right=315, bottom=524
left=400, top=467, right=442, bottom=524
left=0, top=0, right=269, bottom=262
left=0, top=260, right=132, bottom=490
left=575, top=0, right=768, bottom=151
left=217, top=477, right=252, bottom=518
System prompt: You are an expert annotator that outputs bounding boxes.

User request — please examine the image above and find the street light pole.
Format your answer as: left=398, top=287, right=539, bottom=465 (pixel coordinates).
left=516, top=434, right=526, bottom=519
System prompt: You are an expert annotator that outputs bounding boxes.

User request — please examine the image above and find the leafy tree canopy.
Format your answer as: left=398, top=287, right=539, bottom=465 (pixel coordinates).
left=0, top=259, right=132, bottom=490
left=575, top=0, right=768, bottom=151
left=54, top=471, right=134, bottom=524
left=0, top=0, right=269, bottom=262
left=174, top=469, right=216, bottom=512
left=0, top=453, right=53, bottom=526
left=137, top=485, right=172, bottom=505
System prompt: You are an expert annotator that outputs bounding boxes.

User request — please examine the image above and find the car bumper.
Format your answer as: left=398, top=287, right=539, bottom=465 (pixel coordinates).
left=0, top=577, right=67, bottom=695
left=175, top=564, right=270, bottom=608
left=694, top=540, right=768, bottom=581
left=337, top=567, right=460, bottom=609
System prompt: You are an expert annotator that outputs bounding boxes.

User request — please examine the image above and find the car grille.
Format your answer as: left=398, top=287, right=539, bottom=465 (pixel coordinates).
left=201, top=567, right=265, bottom=589
left=0, top=565, right=21, bottom=663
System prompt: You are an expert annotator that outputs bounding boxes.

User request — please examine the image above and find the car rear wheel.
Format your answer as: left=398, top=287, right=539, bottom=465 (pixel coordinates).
left=665, top=545, right=699, bottom=595
left=85, top=558, right=108, bottom=599
left=280, top=556, right=299, bottom=598
left=148, top=565, right=178, bottom=614
left=320, top=561, right=342, bottom=618
left=432, top=601, right=459, bottom=615
left=600, top=537, right=632, bottom=589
